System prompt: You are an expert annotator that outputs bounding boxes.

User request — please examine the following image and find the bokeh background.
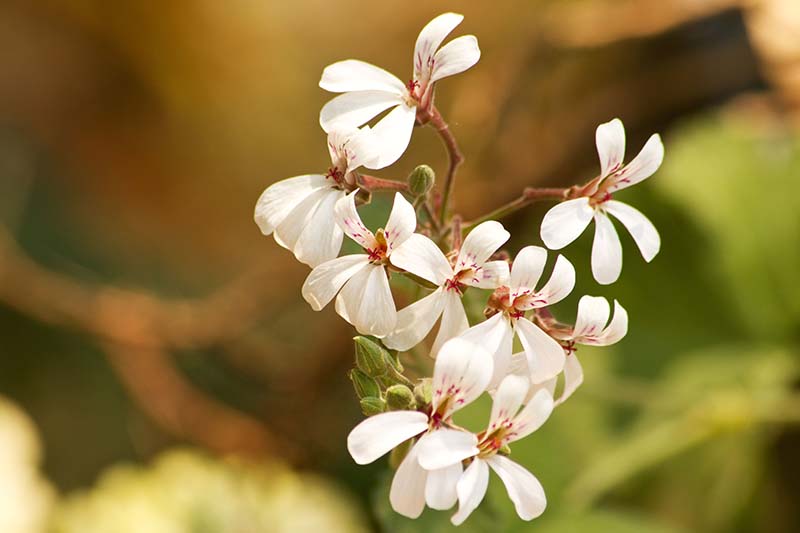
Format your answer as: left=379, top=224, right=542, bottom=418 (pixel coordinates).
left=1, top=1, right=799, bottom=532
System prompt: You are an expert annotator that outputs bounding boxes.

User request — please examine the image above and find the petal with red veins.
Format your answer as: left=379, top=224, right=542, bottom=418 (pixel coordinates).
left=334, top=190, right=377, bottom=250
left=384, top=192, right=417, bottom=253
left=607, top=133, right=664, bottom=192
left=456, top=221, right=510, bottom=272
left=432, top=337, right=493, bottom=416
left=596, top=118, right=626, bottom=178
left=414, top=13, right=464, bottom=80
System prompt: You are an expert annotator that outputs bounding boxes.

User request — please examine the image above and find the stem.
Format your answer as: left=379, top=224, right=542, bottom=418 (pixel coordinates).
left=463, top=187, right=569, bottom=231
left=422, top=105, right=463, bottom=226
left=358, top=174, right=409, bottom=193
left=421, top=200, right=442, bottom=234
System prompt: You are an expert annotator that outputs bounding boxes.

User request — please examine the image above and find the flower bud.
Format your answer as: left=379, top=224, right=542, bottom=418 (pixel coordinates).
left=385, top=384, right=416, bottom=411
left=349, top=369, right=380, bottom=399
left=413, top=379, right=432, bottom=406
left=407, top=165, right=435, bottom=197
left=354, top=336, right=390, bottom=378
left=360, top=396, right=386, bottom=416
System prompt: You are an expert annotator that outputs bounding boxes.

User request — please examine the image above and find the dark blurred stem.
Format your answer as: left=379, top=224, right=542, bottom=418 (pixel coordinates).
left=424, top=105, right=463, bottom=226
left=463, top=187, right=570, bottom=231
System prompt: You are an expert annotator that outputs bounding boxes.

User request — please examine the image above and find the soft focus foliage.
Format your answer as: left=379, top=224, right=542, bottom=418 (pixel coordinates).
left=50, top=449, right=368, bottom=533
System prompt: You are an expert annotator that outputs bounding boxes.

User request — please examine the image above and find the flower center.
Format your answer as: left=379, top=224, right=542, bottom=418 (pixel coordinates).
left=366, top=228, right=389, bottom=263
left=325, top=166, right=344, bottom=185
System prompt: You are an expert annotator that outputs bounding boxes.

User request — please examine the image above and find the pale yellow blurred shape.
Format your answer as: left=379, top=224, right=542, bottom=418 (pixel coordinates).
left=0, top=396, right=57, bottom=533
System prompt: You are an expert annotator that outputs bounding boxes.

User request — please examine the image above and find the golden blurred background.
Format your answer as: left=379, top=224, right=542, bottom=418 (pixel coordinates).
left=1, top=1, right=799, bottom=531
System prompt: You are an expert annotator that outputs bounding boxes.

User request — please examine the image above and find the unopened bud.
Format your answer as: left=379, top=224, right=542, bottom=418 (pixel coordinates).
left=349, top=369, right=380, bottom=399
left=354, top=336, right=390, bottom=378
left=413, top=379, right=433, bottom=406
left=408, top=165, right=435, bottom=197
left=385, top=384, right=416, bottom=411
left=360, top=396, right=386, bottom=416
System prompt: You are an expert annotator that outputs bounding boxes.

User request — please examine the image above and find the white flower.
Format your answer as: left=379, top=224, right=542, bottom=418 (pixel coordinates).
left=346, top=337, right=493, bottom=518
left=254, top=126, right=379, bottom=267
left=319, top=12, right=481, bottom=167
left=512, top=296, right=628, bottom=406
left=448, top=375, right=554, bottom=525
left=301, top=190, right=417, bottom=336
left=384, top=221, right=510, bottom=356
left=540, top=118, right=664, bottom=284
left=461, top=246, right=575, bottom=388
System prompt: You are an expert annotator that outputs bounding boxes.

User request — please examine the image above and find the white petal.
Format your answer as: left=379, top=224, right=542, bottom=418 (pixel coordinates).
left=390, top=443, right=428, bottom=519
left=507, top=353, right=558, bottom=402
left=254, top=174, right=330, bottom=235
left=432, top=337, right=493, bottom=416
left=347, top=411, right=428, bottom=465
left=320, top=91, right=402, bottom=133
left=319, top=59, right=405, bottom=94
left=572, top=295, right=611, bottom=340
left=335, top=264, right=396, bottom=337
left=456, top=221, right=510, bottom=272
left=451, top=458, right=489, bottom=526
left=334, top=190, right=377, bottom=250
left=608, top=133, right=664, bottom=192
left=595, top=118, right=626, bottom=178
left=486, top=455, right=547, bottom=521
left=425, top=462, right=463, bottom=510
left=291, top=189, right=345, bottom=267
left=508, top=389, right=554, bottom=442
left=390, top=234, right=453, bottom=286
left=302, top=255, right=370, bottom=311
left=604, top=200, right=660, bottom=262
left=370, top=103, right=417, bottom=168
left=557, top=355, right=584, bottom=406
left=460, top=313, right=514, bottom=390
left=516, top=254, right=575, bottom=310
left=327, top=125, right=381, bottom=174
left=430, top=35, right=480, bottom=84
left=384, top=288, right=446, bottom=351
left=430, top=290, right=469, bottom=356
left=540, top=198, right=594, bottom=250
left=416, top=428, right=479, bottom=470
left=466, top=260, right=509, bottom=289
left=384, top=192, right=417, bottom=253
left=515, top=318, right=565, bottom=383
left=596, top=300, right=628, bottom=345
left=488, top=374, right=529, bottom=431
left=510, top=246, right=548, bottom=294
left=273, top=188, right=330, bottom=252
left=414, top=12, right=464, bottom=80
left=591, top=213, right=623, bottom=285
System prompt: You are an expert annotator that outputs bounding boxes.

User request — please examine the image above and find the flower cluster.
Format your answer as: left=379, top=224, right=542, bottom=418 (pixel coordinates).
left=255, top=12, right=663, bottom=526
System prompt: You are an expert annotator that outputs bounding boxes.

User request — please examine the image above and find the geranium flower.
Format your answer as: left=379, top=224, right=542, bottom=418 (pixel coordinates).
left=301, top=190, right=416, bottom=337
left=319, top=12, right=480, bottom=167
left=461, top=246, right=575, bottom=388
left=254, top=126, right=379, bottom=267
left=384, top=221, right=510, bottom=356
left=448, top=375, right=554, bottom=525
left=540, top=118, right=663, bottom=284
left=346, top=337, right=493, bottom=518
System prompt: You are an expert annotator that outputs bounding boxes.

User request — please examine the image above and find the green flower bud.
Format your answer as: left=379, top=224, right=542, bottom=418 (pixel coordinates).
left=407, top=165, right=435, bottom=197
left=385, top=384, right=416, bottom=411
left=360, top=396, right=386, bottom=416
left=349, top=369, right=380, bottom=399
left=354, top=336, right=390, bottom=378
left=413, top=379, right=433, bottom=407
